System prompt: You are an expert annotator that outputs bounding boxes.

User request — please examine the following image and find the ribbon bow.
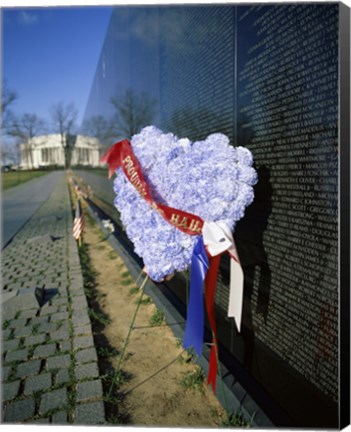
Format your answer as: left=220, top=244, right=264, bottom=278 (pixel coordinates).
left=183, top=221, right=243, bottom=392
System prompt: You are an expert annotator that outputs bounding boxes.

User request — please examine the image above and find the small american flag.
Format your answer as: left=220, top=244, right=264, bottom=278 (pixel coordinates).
left=73, top=198, right=85, bottom=240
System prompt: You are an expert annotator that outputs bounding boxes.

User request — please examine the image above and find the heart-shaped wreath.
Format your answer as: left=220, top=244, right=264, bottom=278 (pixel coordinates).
left=110, top=126, right=257, bottom=282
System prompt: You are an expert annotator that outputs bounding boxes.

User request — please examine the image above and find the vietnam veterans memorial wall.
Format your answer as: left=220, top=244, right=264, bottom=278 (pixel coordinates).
left=82, top=3, right=347, bottom=428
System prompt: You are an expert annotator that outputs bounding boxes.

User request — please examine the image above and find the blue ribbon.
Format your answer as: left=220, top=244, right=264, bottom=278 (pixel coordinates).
left=183, top=235, right=209, bottom=356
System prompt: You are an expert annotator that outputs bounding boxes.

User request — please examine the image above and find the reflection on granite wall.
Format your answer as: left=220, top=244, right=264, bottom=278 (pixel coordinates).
left=83, top=4, right=339, bottom=427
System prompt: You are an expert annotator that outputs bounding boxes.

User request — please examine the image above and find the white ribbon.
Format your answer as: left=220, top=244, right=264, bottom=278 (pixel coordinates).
left=202, top=221, right=244, bottom=332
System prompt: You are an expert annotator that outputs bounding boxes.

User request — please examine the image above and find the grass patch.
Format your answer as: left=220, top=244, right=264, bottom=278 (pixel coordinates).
left=129, top=286, right=139, bottom=296
left=31, top=323, right=40, bottom=335
left=108, top=251, right=118, bottom=260
left=2, top=320, right=10, bottom=330
left=120, top=278, right=133, bottom=286
left=220, top=410, right=254, bottom=428
left=179, top=367, right=205, bottom=392
left=97, top=231, right=107, bottom=242
left=56, top=320, right=64, bottom=330
left=98, top=346, right=118, bottom=359
left=149, top=309, right=165, bottom=327
left=7, top=365, right=18, bottom=382
left=102, top=369, right=127, bottom=387
left=89, top=309, right=111, bottom=326
left=136, top=296, right=152, bottom=305
left=2, top=170, right=49, bottom=190
left=177, top=349, right=193, bottom=365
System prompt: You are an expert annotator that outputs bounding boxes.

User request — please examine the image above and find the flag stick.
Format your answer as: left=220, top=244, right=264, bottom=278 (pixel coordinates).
left=135, top=269, right=144, bottom=287
left=107, top=274, right=149, bottom=399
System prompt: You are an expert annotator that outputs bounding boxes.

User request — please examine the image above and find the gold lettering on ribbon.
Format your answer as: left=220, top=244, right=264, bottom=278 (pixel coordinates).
left=170, top=213, right=202, bottom=233
left=188, top=219, right=201, bottom=233
left=180, top=217, right=188, bottom=228
left=170, top=214, right=180, bottom=225
left=122, top=155, right=147, bottom=197
left=123, top=155, right=132, bottom=169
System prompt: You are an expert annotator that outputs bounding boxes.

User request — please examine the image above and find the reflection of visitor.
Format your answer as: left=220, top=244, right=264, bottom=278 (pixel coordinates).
left=235, top=165, right=272, bottom=370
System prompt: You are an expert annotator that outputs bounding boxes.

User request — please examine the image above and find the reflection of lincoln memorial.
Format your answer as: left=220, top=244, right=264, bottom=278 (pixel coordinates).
left=20, top=134, right=101, bottom=169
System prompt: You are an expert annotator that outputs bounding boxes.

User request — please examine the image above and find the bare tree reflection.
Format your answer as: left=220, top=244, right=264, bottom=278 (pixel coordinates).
left=82, top=115, right=115, bottom=156
left=110, top=88, right=156, bottom=139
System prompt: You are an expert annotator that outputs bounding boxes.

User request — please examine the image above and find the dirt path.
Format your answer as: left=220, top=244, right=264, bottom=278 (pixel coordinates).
left=80, top=207, right=226, bottom=427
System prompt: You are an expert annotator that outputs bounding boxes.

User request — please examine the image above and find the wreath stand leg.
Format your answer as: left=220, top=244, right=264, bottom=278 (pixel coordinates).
left=107, top=274, right=149, bottom=399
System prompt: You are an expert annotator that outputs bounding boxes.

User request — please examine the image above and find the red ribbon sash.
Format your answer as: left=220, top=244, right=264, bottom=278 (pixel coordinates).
left=101, top=140, right=204, bottom=236
left=205, top=254, right=221, bottom=392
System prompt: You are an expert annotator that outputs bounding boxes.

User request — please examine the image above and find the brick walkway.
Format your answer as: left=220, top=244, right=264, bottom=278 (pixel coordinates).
left=1, top=173, right=105, bottom=424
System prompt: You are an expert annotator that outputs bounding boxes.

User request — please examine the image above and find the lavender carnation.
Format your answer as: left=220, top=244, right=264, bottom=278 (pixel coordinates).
left=113, top=126, right=257, bottom=281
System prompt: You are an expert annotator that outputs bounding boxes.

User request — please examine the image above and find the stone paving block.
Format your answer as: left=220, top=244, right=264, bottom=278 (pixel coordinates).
left=3, top=397, right=36, bottom=422
left=2, top=380, right=20, bottom=401
left=18, top=310, right=38, bottom=320
left=73, top=334, right=94, bottom=350
left=38, top=322, right=57, bottom=333
left=2, top=328, right=12, bottom=340
left=50, top=311, right=69, bottom=322
left=1, top=339, right=19, bottom=353
left=55, top=369, right=70, bottom=385
left=70, top=264, right=82, bottom=272
left=52, top=410, right=67, bottom=424
left=5, top=348, right=28, bottom=364
left=16, top=359, right=41, bottom=378
left=72, top=312, right=90, bottom=328
left=39, top=387, right=67, bottom=415
left=71, top=274, right=84, bottom=284
left=9, top=318, right=28, bottom=329
left=1, top=290, right=18, bottom=305
left=71, top=295, right=88, bottom=310
left=52, top=322, right=69, bottom=334
left=30, top=316, right=49, bottom=326
left=73, top=324, right=92, bottom=336
left=46, top=354, right=70, bottom=370
left=50, top=327, right=70, bottom=341
left=59, top=340, right=71, bottom=352
left=40, top=305, right=60, bottom=316
left=75, top=362, right=99, bottom=381
left=33, top=343, right=56, bottom=358
left=24, top=334, right=46, bottom=347
left=13, top=326, right=33, bottom=338
left=51, top=296, right=68, bottom=306
left=24, top=372, right=52, bottom=395
left=76, top=379, right=103, bottom=402
left=28, top=233, right=52, bottom=244
left=70, top=286, right=85, bottom=296
left=74, top=400, right=105, bottom=424
left=2, top=366, right=12, bottom=382
left=75, top=347, right=98, bottom=364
